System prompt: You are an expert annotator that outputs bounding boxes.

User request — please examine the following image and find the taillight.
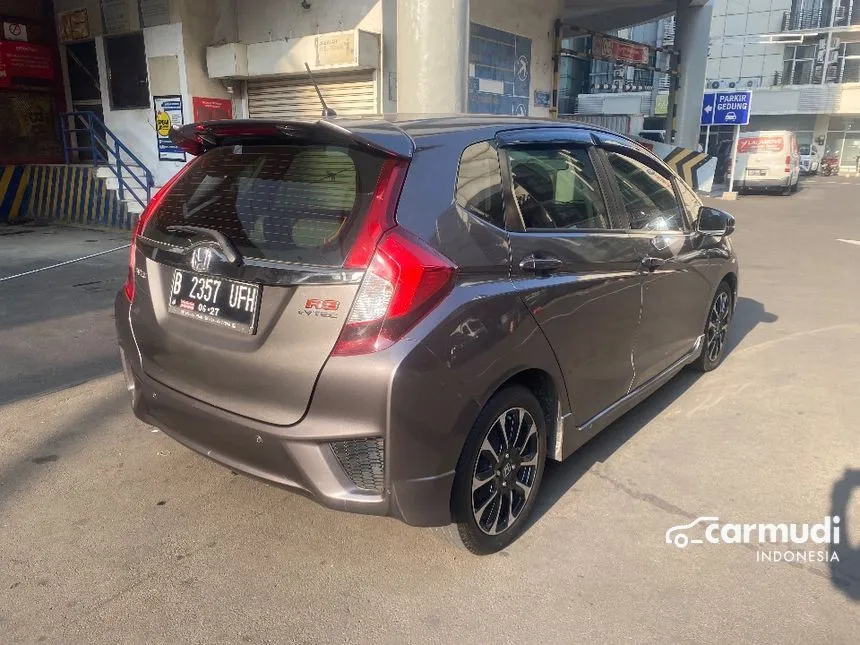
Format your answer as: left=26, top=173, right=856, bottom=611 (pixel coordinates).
left=343, top=158, right=409, bottom=269
left=332, top=229, right=456, bottom=356
left=123, top=163, right=194, bottom=301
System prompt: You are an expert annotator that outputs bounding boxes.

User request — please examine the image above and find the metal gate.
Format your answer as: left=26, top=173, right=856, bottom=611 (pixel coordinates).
left=247, top=71, right=378, bottom=120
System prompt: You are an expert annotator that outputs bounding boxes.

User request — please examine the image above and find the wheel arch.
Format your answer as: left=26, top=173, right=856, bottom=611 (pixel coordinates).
left=479, top=367, right=565, bottom=463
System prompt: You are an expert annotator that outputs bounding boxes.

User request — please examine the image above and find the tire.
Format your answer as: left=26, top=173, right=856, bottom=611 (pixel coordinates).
left=438, top=385, right=547, bottom=555
left=691, top=281, right=733, bottom=372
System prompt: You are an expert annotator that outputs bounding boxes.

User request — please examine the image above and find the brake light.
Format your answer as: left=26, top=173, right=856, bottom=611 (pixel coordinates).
left=343, top=158, right=409, bottom=269
left=123, top=163, right=194, bottom=301
left=332, top=229, right=456, bottom=356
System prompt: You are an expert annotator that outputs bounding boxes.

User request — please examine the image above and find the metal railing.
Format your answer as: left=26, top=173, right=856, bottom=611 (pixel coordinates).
left=59, top=111, right=153, bottom=210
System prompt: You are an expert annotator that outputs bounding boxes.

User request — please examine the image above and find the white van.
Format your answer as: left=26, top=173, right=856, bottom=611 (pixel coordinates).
left=728, top=130, right=800, bottom=194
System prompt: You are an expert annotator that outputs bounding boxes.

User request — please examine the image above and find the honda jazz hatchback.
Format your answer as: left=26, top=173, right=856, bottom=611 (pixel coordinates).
left=116, top=117, right=738, bottom=554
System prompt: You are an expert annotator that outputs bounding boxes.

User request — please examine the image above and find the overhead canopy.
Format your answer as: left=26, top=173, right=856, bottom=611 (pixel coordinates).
left=564, top=0, right=705, bottom=32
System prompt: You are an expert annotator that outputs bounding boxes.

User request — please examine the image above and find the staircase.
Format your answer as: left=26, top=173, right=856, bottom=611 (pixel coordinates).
left=94, top=165, right=159, bottom=217
left=59, top=111, right=155, bottom=223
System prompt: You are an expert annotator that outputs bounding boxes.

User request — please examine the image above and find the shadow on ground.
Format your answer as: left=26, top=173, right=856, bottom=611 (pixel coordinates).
left=830, top=469, right=860, bottom=601
left=527, top=295, right=778, bottom=530
left=726, top=297, right=778, bottom=353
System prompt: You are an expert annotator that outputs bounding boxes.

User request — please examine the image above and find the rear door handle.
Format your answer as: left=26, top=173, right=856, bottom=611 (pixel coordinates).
left=519, top=254, right=563, bottom=273
left=641, top=256, right=665, bottom=271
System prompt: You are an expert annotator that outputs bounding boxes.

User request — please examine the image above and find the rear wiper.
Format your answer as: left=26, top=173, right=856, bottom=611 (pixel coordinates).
left=166, top=225, right=243, bottom=266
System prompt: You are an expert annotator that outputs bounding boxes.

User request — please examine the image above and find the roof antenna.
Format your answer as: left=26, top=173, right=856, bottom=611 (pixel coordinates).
left=305, top=62, right=337, bottom=119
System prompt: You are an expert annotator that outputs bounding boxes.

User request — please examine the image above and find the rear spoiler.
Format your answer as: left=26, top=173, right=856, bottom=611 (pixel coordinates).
left=169, top=119, right=414, bottom=159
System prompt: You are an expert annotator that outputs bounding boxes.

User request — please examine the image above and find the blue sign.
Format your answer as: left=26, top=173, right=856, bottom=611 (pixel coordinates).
left=468, top=23, right=531, bottom=116
left=701, top=90, right=752, bottom=126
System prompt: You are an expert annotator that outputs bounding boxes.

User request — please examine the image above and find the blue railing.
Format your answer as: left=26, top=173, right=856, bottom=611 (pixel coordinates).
left=59, top=111, right=154, bottom=210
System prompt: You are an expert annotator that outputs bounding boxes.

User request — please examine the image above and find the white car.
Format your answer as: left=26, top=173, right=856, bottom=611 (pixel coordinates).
left=799, top=144, right=819, bottom=174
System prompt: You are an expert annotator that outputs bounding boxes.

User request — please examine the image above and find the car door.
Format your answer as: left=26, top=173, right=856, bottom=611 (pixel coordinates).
left=596, top=146, right=713, bottom=388
left=497, top=129, right=643, bottom=426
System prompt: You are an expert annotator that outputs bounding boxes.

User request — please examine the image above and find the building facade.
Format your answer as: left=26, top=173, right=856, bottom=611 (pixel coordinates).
left=1, top=0, right=713, bottom=193
left=707, top=0, right=860, bottom=169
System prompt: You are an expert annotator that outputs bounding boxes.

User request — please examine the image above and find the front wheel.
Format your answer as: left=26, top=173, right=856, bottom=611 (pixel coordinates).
left=439, top=386, right=547, bottom=555
left=692, top=282, right=733, bottom=372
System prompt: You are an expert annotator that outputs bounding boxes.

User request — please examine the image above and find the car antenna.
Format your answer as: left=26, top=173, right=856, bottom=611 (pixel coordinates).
left=305, top=62, right=337, bottom=119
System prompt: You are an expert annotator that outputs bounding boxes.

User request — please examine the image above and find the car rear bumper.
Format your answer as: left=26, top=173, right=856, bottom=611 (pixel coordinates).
left=115, top=293, right=455, bottom=527
left=737, top=175, right=792, bottom=189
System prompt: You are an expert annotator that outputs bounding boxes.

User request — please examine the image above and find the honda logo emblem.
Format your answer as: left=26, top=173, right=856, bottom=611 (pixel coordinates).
left=190, top=246, right=217, bottom=273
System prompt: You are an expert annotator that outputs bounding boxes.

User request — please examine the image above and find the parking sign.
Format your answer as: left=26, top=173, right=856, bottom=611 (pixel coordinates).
left=701, top=90, right=752, bottom=126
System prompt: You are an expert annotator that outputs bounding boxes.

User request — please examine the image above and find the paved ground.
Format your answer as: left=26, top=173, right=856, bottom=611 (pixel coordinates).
left=1, top=177, right=859, bottom=643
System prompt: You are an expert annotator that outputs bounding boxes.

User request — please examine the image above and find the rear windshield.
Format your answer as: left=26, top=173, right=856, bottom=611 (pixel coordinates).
left=144, top=144, right=388, bottom=266
left=737, top=136, right=784, bottom=154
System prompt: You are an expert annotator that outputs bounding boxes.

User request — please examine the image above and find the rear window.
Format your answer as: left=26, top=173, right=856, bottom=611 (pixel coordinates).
left=738, top=136, right=784, bottom=154
left=144, top=144, right=388, bottom=266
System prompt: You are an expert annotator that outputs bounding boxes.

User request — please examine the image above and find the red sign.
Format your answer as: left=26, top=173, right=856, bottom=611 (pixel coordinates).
left=0, top=42, right=54, bottom=88
left=192, top=97, right=233, bottom=122
left=592, top=34, right=650, bottom=66
left=738, top=136, right=784, bottom=154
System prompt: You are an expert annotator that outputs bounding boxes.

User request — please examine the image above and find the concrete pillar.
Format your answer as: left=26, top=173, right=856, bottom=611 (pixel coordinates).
left=671, top=0, right=712, bottom=150
left=396, top=0, right=469, bottom=113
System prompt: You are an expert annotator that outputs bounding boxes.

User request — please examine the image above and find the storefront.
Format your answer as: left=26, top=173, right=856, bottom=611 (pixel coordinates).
left=824, top=116, right=860, bottom=169
left=0, top=0, right=64, bottom=164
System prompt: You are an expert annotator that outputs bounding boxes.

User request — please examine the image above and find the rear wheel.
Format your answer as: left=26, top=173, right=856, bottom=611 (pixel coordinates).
left=692, top=281, right=733, bottom=372
left=439, top=386, right=547, bottom=555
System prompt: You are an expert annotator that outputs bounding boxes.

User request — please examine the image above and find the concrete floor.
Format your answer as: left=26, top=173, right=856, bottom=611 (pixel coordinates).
left=1, top=176, right=858, bottom=643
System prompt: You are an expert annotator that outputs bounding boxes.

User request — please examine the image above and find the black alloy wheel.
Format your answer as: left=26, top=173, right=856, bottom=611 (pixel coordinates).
left=440, top=386, right=547, bottom=555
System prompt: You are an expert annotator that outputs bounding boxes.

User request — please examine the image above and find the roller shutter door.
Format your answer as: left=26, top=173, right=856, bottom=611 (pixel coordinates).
left=247, top=71, right=377, bottom=120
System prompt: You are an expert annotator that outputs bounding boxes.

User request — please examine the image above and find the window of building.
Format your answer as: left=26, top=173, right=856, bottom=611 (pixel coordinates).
left=104, top=32, right=150, bottom=110
left=456, top=142, right=506, bottom=229
left=604, top=152, right=683, bottom=231
left=506, top=147, right=612, bottom=231
left=782, top=45, right=817, bottom=85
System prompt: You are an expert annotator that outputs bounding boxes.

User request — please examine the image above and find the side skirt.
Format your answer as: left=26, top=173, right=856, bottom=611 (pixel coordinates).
left=553, top=334, right=704, bottom=461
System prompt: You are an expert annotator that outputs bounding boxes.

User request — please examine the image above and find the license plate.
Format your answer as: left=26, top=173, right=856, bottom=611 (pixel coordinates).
left=748, top=169, right=766, bottom=176
left=167, top=269, right=260, bottom=334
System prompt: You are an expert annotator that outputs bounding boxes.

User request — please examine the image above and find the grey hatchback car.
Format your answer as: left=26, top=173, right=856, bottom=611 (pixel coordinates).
left=116, top=116, right=738, bottom=554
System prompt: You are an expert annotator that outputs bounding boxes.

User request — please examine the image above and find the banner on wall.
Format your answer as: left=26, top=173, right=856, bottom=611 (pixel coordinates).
left=0, top=42, right=55, bottom=88
left=154, top=95, right=186, bottom=162
left=591, top=34, right=650, bottom=66
left=192, top=97, right=233, bottom=122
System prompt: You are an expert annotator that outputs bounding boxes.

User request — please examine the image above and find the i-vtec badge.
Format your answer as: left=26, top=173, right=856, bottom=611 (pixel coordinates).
left=300, top=298, right=340, bottom=319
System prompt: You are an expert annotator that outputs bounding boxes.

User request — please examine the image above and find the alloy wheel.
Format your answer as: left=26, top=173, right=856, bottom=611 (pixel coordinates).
left=706, top=291, right=731, bottom=363
left=471, top=407, right=539, bottom=536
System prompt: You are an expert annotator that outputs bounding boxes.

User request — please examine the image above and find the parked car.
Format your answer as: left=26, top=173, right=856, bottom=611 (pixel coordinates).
left=115, top=117, right=739, bottom=554
left=728, top=130, right=800, bottom=194
left=799, top=143, right=819, bottom=175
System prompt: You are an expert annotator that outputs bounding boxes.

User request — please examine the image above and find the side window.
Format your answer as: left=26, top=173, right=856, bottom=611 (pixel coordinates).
left=505, top=146, right=612, bottom=230
left=677, top=180, right=702, bottom=226
left=605, top=152, right=684, bottom=231
left=456, top=141, right=506, bottom=228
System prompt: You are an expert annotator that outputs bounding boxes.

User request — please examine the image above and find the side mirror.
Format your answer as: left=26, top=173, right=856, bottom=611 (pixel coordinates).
left=697, top=206, right=735, bottom=237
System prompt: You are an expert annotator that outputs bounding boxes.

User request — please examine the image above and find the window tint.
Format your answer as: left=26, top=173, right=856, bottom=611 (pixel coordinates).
left=605, top=152, right=683, bottom=231
left=456, top=141, right=505, bottom=228
left=677, top=180, right=702, bottom=226
left=143, top=144, right=388, bottom=266
left=505, top=147, right=611, bottom=230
